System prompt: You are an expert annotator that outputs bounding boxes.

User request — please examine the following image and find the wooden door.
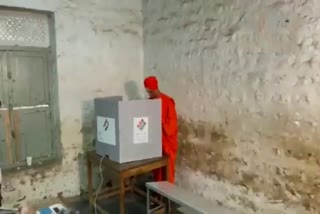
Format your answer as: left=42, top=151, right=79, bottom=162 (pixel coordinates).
left=8, top=50, right=53, bottom=163
left=0, top=52, right=13, bottom=165
left=0, top=50, right=53, bottom=167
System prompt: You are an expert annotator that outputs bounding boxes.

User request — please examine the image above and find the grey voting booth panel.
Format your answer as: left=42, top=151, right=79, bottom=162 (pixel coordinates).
left=94, top=96, right=162, bottom=163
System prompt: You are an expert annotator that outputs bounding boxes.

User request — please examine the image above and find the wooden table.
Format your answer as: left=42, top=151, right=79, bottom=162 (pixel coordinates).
left=86, top=151, right=169, bottom=214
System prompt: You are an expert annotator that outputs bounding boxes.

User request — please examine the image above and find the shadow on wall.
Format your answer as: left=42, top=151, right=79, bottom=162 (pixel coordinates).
left=124, top=80, right=154, bottom=186
left=124, top=80, right=142, bottom=100
left=78, top=100, right=96, bottom=195
left=78, top=100, right=113, bottom=195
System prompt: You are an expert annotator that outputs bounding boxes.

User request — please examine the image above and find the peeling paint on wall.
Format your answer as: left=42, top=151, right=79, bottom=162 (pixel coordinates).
left=176, top=116, right=320, bottom=212
left=177, top=117, right=238, bottom=180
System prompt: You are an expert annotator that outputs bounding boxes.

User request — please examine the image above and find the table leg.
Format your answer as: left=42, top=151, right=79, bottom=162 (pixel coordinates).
left=87, top=159, right=93, bottom=213
left=120, top=174, right=125, bottom=214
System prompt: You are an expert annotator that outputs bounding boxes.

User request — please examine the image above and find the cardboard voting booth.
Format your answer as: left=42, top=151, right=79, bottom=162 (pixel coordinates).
left=94, top=96, right=162, bottom=163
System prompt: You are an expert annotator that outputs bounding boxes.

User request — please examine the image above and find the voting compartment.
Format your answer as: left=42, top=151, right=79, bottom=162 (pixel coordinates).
left=94, top=96, right=162, bottom=163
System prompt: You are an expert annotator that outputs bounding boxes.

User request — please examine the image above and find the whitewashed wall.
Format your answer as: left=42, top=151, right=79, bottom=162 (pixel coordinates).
left=0, top=0, right=144, bottom=205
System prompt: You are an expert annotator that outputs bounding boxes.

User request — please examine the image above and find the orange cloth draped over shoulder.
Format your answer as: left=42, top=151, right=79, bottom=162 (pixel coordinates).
left=144, top=76, right=178, bottom=183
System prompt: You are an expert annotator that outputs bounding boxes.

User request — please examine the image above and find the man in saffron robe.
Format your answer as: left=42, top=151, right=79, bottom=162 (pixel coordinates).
left=144, top=76, right=178, bottom=183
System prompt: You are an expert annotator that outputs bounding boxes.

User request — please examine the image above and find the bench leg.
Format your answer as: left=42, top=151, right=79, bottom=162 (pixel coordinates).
left=165, top=198, right=170, bottom=214
left=147, top=188, right=150, bottom=214
left=146, top=188, right=163, bottom=214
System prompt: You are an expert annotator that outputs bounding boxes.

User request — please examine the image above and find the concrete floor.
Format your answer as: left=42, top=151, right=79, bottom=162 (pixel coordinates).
left=70, top=192, right=147, bottom=213
left=33, top=179, right=182, bottom=213
left=63, top=192, right=183, bottom=214
left=30, top=192, right=147, bottom=213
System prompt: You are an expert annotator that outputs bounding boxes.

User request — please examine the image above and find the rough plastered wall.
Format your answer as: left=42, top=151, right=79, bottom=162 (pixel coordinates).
left=143, top=0, right=320, bottom=213
left=0, top=0, right=143, bottom=207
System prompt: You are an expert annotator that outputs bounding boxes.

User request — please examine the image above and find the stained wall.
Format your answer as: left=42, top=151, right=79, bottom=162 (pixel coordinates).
left=143, top=0, right=320, bottom=213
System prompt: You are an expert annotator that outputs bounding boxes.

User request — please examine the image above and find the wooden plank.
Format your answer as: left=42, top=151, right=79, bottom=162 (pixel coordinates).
left=4, top=111, right=13, bottom=164
left=95, top=186, right=132, bottom=201
left=83, top=185, right=135, bottom=204
left=122, top=158, right=168, bottom=178
left=13, top=110, right=21, bottom=161
left=86, top=151, right=167, bottom=172
left=96, top=185, right=120, bottom=196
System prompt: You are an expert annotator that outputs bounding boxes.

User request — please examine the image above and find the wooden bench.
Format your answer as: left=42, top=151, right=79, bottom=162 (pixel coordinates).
left=146, top=181, right=235, bottom=214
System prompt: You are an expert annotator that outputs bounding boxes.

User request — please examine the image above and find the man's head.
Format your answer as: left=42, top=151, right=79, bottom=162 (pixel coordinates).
left=144, top=76, right=160, bottom=99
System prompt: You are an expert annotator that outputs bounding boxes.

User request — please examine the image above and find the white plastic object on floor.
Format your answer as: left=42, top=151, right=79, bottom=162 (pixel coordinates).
left=26, top=156, right=32, bottom=166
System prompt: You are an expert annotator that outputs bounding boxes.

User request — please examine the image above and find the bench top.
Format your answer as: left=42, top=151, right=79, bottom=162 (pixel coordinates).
left=146, top=182, right=235, bottom=214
